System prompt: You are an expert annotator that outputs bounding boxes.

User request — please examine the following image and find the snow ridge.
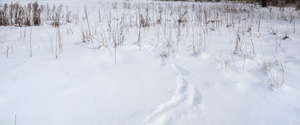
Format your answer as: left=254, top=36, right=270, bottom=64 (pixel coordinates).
left=142, top=62, right=202, bottom=125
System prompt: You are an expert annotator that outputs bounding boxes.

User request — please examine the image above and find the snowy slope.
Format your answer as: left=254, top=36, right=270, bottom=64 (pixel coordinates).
left=1, top=1, right=300, bottom=125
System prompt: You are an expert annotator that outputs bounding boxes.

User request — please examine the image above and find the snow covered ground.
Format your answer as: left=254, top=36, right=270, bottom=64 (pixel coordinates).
left=1, top=1, right=300, bottom=125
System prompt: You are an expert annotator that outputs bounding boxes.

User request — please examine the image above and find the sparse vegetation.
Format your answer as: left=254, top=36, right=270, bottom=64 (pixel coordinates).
left=1, top=1, right=300, bottom=125
left=0, top=0, right=299, bottom=88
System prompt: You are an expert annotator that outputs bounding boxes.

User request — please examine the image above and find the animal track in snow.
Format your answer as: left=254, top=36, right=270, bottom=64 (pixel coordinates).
left=142, top=63, right=202, bottom=125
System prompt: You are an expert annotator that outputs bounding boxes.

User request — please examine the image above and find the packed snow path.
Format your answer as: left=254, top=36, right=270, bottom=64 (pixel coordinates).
left=143, top=62, right=202, bottom=125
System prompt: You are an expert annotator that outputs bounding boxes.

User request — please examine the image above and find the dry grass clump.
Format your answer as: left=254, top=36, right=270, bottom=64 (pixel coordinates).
left=0, top=2, right=72, bottom=27
left=0, top=2, right=41, bottom=26
left=262, top=60, right=286, bottom=90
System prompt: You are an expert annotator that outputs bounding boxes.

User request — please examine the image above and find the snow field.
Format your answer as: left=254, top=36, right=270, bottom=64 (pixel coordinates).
left=1, top=1, right=300, bottom=125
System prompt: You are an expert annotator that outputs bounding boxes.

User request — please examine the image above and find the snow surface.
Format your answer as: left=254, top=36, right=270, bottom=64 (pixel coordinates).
left=1, top=1, right=300, bottom=125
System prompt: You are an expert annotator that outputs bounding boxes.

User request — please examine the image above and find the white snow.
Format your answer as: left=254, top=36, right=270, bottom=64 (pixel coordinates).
left=1, top=1, right=300, bottom=125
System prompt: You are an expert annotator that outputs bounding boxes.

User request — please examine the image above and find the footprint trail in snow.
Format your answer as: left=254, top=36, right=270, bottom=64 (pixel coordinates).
left=142, top=63, right=202, bottom=125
